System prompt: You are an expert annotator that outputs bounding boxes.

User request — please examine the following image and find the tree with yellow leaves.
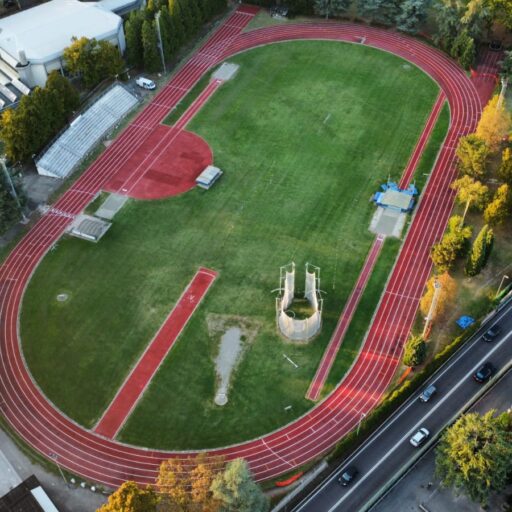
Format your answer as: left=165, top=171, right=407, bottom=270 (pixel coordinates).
left=475, top=94, right=511, bottom=151
left=97, top=481, right=158, bottom=512
left=420, top=273, right=457, bottom=322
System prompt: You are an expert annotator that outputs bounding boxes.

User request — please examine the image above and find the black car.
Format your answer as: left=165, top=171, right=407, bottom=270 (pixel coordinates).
left=489, top=40, right=503, bottom=51
left=473, top=362, right=495, bottom=383
left=338, top=466, right=358, bottom=486
left=482, top=324, right=501, bottom=342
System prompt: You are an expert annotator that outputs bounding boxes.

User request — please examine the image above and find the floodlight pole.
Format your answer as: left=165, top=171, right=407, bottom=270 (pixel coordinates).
left=0, top=156, right=27, bottom=223
left=49, top=453, right=69, bottom=488
left=495, top=275, right=510, bottom=299
left=422, top=278, right=441, bottom=339
left=356, top=412, right=366, bottom=436
left=155, top=12, right=166, bottom=74
left=497, top=77, right=508, bottom=110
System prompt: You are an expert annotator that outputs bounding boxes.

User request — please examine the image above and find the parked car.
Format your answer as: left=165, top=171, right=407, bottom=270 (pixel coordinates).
left=135, top=77, right=156, bottom=90
left=473, top=362, right=495, bottom=383
left=338, top=466, right=358, bottom=486
left=489, top=40, right=503, bottom=51
left=419, top=384, right=437, bottom=403
left=410, top=427, right=430, bottom=447
left=482, top=324, right=501, bottom=342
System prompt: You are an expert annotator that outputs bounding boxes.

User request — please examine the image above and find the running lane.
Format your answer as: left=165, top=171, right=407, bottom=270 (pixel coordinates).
left=0, top=19, right=485, bottom=487
left=94, top=268, right=217, bottom=440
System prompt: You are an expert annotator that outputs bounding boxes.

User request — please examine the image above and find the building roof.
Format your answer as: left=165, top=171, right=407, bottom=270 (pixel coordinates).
left=0, top=476, right=59, bottom=512
left=379, top=189, right=414, bottom=210
left=0, top=0, right=121, bottom=64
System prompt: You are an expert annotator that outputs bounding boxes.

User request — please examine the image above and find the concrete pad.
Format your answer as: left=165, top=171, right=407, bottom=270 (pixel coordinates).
left=370, top=207, right=407, bottom=238
left=94, top=193, right=128, bottom=220
left=0, top=449, right=22, bottom=496
left=212, top=62, right=239, bottom=81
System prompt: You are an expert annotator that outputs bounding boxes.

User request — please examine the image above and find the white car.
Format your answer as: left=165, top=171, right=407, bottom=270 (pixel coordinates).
left=135, top=77, right=156, bottom=90
left=410, top=427, right=430, bottom=447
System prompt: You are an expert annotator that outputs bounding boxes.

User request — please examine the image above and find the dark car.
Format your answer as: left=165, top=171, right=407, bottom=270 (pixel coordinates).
left=482, top=324, right=501, bottom=342
left=338, top=466, right=358, bottom=486
left=419, top=384, right=437, bottom=403
left=473, top=362, right=495, bottom=383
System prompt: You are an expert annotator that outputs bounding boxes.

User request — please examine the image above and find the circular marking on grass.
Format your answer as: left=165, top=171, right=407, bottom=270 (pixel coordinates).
left=214, top=393, right=228, bottom=406
left=56, top=293, right=69, bottom=302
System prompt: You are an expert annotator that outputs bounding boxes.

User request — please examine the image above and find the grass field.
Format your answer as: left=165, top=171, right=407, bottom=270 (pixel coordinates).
left=21, top=40, right=439, bottom=449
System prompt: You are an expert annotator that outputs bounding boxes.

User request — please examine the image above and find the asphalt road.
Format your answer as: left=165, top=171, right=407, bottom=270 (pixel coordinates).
left=375, top=367, right=512, bottom=512
left=292, top=298, right=512, bottom=512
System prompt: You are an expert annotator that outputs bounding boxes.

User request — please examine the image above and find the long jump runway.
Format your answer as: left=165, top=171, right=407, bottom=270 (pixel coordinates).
left=0, top=6, right=486, bottom=486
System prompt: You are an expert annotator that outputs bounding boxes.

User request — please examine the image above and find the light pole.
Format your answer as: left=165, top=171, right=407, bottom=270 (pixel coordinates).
left=0, top=156, right=27, bottom=223
left=496, top=275, right=510, bottom=299
left=422, top=277, right=441, bottom=339
left=49, top=452, right=69, bottom=488
left=155, top=11, right=166, bottom=74
left=356, top=412, right=366, bottom=436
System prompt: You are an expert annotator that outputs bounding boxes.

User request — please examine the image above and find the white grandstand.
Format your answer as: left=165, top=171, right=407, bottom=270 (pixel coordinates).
left=36, top=84, right=138, bottom=179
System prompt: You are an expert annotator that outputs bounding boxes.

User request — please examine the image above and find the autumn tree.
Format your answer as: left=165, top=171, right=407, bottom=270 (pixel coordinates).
left=97, top=481, right=158, bottom=512
left=211, top=459, right=268, bottom=512
left=465, top=224, right=494, bottom=276
left=476, top=95, right=511, bottom=151
left=498, top=147, right=512, bottom=185
left=484, top=183, right=511, bottom=225
left=157, top=454, right=224, bottom=511
left=455, top=134, right=488, bottom=179
left=436, top=410, right=512, bottom=505
left=420, top=272, right=457, bottom=321
left=431, top=216, right=472, bottom=272
left=403, top=335, right=427, bottom=367
left=63, top=37, right=124, bottom=88
left=451, top=175, right=489, bottom=222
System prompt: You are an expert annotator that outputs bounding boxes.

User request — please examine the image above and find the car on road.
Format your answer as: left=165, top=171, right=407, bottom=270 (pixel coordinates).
left=473, top=362, right=495, bottom=383
left=135, top=77, right=156, bottom=90
left=410, top=427, right=430, bottom=447
left=419, top=384, right=437, bottom=403
left=482, top=324, right=501, bottom=342
left=338, top=466, right=358, bottom=486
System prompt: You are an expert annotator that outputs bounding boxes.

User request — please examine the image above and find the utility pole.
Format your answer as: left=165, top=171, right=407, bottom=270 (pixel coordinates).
left=497, top=77, right=508, bottom=110
left=495, top=275, right=510, bottom=299
left=0, top=156, right=27, bottom=223
left=155, top=11, right=166, bottom=74
left=422, top=278, right=441, bottom=339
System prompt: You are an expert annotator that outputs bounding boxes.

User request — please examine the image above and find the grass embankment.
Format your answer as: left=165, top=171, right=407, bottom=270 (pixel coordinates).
left=21, top=40, right=437, bottom=449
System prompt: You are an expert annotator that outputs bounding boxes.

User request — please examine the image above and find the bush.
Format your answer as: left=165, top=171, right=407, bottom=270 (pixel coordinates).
left=403, top=335, right=427, bottom=367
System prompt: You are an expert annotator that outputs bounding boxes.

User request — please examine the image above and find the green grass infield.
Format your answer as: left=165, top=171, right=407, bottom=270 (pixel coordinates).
left=21, top=40, right=440, bottom=449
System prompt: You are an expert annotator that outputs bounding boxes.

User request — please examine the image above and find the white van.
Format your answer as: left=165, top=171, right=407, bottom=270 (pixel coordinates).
left=135, top=77, right=156, bottom=90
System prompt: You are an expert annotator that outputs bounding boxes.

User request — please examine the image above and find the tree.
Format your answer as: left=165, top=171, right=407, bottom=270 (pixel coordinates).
left=97, top=481, right=158, bottom=512
left=465, top=224, right=494, bottom=276
left=0, top=168, right=24, bottom=234
left=431, top=215, right=472, bottom=272
left=314, top=0, right=351, bottom=18
left=125, top=11, right=145, bottom=68
left=484, top=183, right=511, bottom=225
left=476, top=95, right=512, bottom=151
left=63, top=37, right=124, bottom=88
left=499, top=50, right=512, bottom=79
left=455, top=134, right=488, bottom=179
left=402, top=335, right=427, bottom=367
left=451, top=175, right=489, bottom=222
left=157, top=455, right=224, bottom=511
left=489, top=0, right=512, bottom=29
left=159, top=6, right=177, bottom=60
left=498, top=147, right=512, bottom=185
left=395, top=0, right=430, bottom=34
left=435, top=410, right=512, bottom=505
left=450, top=29, right=476, bottom=69
left=433, top=2, right=461, bottom=51
left=420, top=273, right=457, bottom=321
left=141, top=19, right=161, bottom=72
left=211, top=459, right=268, bottom=512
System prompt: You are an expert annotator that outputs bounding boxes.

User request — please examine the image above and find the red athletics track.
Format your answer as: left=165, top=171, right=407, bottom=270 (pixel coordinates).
left=104, top=79, right=222, bottom=200
left=94, top=268, right=217, bottom=439
left=306, top=89, right=446, bottom=401
left=0, top=14, right=488, bottom=487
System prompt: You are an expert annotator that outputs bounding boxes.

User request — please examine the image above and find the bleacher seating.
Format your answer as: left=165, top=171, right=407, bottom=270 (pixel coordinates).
left=36, top=84, right=138, bottom=179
